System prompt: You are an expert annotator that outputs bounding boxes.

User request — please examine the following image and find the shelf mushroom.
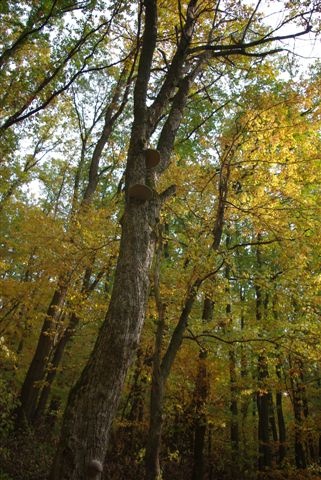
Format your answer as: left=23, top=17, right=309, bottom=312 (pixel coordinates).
left=145, top=149, right=160, bottom=168
left=128, top=183, right=153, bottom=201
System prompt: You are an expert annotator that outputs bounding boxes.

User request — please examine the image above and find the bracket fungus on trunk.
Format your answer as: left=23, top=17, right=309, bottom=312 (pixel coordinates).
left=145, top=149, right=160, bottom=168
left=128, top=183, right=154, bottom=201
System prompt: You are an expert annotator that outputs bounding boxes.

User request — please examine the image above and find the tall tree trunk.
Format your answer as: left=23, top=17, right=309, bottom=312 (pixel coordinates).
left=268, top=394, right=278, bottom=467
left=255, top=240, right=271, bottom=471
left=191, top=300, right=213, bottom=480
left=50, top=3, right=161, bottom=478
left=293, top=396, right=307, bottom=468
left=289, top=356, right=307, bottom=469
left=144, top=276, right=203, bottom=480
left=50, top=191, right=161, bottom=479
left=192, top=419, right=207, bottom=480
left=145, top=369, right=165, bottom=480
left=238, top=285, right=251, bottom=476
left=229, top=348, right=239, bottom=453
left=17, top=281, right=68, bottom=425
left=33, top=266, right=106, bottom=421
left=275, top=359, right=286, bottom=465
left=257, top=354, right=272, bottom=470
left=300, top=364, right=315, bottom=463
left=224, top=259, right=239, bottom=471
left=145, top=235, right=166, bottom=480
left=191, top=350, right=210, bottom=480
left=295, top=358, right=315, bottom=464
left=144, top=89, right=234, bottom=479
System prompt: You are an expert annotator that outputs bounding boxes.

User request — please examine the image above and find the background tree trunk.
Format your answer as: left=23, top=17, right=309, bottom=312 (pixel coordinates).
left=276, top=359, right=286, bottom=465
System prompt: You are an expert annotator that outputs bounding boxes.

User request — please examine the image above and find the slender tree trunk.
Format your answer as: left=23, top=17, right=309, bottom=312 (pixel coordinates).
left=229, top=348, right=239, bottom=453
left=190, top=324, right=212, bottom=480
left=293, top=396, right=307, bottom=469
left=33, top=266, right=106, bottom=421
left=144, top=93, right=232, bottom=479
left=223, top=252, right=239, bottom=474
left=208, top=423, right=214, bottom=480
left=145, top=293, right=213, bottom=480
left=191, top=298, right=213, bottom=480
left=269, top=395, right=278, bottom=444
left=275, top=360, right=286, bottom=465
left=289, top=356, right=307, bottom=469
left=33, top=311, right=79, bottom=421
left=144, top=280, right=204, bottom=480
left=238, top=286, right=251, bottom=476
left=145, top=236, right=166, bottom=480
left=17, top=281, right=68, bottom=425
left=268, top=394, right=278, bottom=467
left=300, top=365, right=315, bottom=463
left=145, top=372, right=165, bottom=480
left=191, top=352, right=209, bottom=480
left=257, top=354, right=272, bottom=470
left=255, top=240, right=271, bottom=471
left=192, top=419, right=207, bottom=480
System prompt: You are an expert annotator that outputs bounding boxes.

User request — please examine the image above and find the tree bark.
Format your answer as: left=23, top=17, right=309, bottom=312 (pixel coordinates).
left=190, top=299, right=213, bottom=480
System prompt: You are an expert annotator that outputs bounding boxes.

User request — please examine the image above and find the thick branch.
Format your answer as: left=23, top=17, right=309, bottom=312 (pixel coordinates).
left=157, top=56, right=206, bottom=173
left=132, top=0, right=158, bottom=125
left=82, top=56, right=135, bottom=203
left=147, top=0, right=198, bottom=134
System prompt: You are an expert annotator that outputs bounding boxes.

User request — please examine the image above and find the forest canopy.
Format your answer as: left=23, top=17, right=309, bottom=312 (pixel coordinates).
left=1, top=1, right=321, bottom=480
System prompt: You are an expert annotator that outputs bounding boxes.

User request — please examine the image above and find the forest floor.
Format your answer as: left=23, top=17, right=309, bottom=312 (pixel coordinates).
left=2, top=429, right=321, bottom=480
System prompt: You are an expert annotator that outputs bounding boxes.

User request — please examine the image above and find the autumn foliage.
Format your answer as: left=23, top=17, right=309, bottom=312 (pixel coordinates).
left=1, top=1, right=321, bottom=479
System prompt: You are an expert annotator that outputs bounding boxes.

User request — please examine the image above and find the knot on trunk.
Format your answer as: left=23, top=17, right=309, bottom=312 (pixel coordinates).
left=87, top=459, right=103, bottom=477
